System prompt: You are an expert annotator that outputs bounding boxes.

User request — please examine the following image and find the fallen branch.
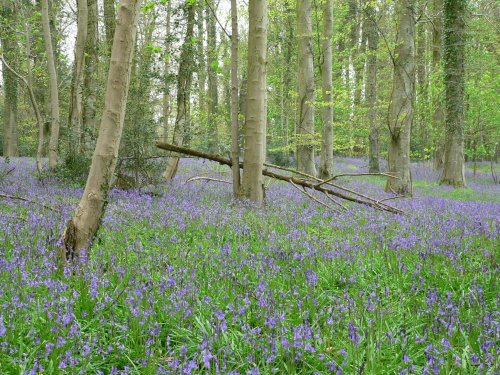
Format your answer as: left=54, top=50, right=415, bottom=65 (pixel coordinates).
left=315, top=172, right=400, bottom=187
left=186, top=176, right=232, bottom=184
left=156, top=142, right=404, bottom=214
left=0, top=193, right=57, bottom=212
left=289, top=181, right=343, bottom=214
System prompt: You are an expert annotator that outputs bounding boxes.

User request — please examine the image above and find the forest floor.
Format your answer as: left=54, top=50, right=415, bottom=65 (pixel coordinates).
left=0, top=157, right=498, bottom=374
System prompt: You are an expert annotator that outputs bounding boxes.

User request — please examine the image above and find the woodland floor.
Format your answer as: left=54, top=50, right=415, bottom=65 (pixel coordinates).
left=0, top=157, right=498, bottom=374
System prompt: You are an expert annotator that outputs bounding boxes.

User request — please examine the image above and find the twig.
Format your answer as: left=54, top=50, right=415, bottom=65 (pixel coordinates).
left=186, top=176, right=232, bottom=184
left=289, top=181, right=342, bottom=214
left=323, top=191, right=347, bottom=211
left=0, top=193, right=57, bottom=212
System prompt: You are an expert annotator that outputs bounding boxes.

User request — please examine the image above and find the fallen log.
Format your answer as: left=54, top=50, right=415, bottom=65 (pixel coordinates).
left=156, top=141, right=404, bottom=214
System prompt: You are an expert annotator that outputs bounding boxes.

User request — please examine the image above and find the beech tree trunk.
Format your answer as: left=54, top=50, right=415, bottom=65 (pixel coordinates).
left=104, top=0, right=116, bottom=54
left=68, top=0, right=88, bottom=154
left=163, top=2, right=195, bottom=179
left=319, top=0, right=333, bottom=179
left=365, top=3, right=380, bottom=173
left=1, top=3, right=19, bottom=157
left=296, top=0, right=316, bottom=176
left=60, top=0, right=141, bottom=262
left=230, top=0, right=241, bottom=195
left=432, top=0, right=445, bottom=170
left=162, top=0, right=172, bottom=142
left=41, top=0, right=61, bottom=170
left=440, top=0, right=466, bottom=187
left=206, top=0, right=219, bottom=152
left=240, top=0, right=268, bottom=203
left=385, top=0, right=415, bottom=195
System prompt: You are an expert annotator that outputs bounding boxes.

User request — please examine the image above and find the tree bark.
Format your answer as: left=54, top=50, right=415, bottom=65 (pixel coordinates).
left=103, top=0, right=116, bottom=55
left=230, top=0, right=241, bottom=195
left=1, top=4, right=19, bottom=157
left=319, top=0, right=333, bottom=179
left=206, top=0, right=219, bottom=152
left=296, top=0, right=316, bottom=176
left=240, top=0, right=268, bottom=203
left=68, top=0, right=88, bottom=154
left=41, top=0, right=61, bottom=170
left=60, top=0, right=141, bottom=262
left=440, top=0, right=466, bottom=187
left=163, top=2, right=195, bottom=179
left=385, top=0, right=415, bottom=195
left=365, top=3, right=380, bottom=173
left=162, top=0, right=172, bottom=142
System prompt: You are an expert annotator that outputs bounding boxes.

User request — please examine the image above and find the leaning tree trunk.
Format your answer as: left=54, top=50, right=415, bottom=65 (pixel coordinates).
left=385, top=0, right=415, bottom=195
left=41, top=0, right=61, bottom=170
left=440, top=0, right=466, bottom=187
left=365, top=3, right=380, bottom=173
left=60, top=0, right=141, bottom=263
left=163, top=2, right=195, bottom=179
left=230, top=0, right=241, bottom=195
left=1, top=3, right=19, bottom=157
left=319, top=0, right=333, bottom=179
left=240, top=0, right=268, bottom=203
left=296, top=0, right=316, bottom=176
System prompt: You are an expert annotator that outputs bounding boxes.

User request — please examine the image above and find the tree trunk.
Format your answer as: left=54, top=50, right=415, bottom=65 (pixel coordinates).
left=240, top=0, right=268, bottom=203
left=365, top=3, right=379, bottom=173
left=319, top=0, right=333, bottom=179
left=385, top=0, right=415, bottom=195
left=162, top=0, right=172, bottom=142
left=1, top=13, right=19, bottom=157
left=440, top=0, right=466, bottom=187
left=230, top=0, right=241, bottom=195
left=103, top=0, right=116, bottom=54
left=41, top=0, right=61, bottom=170
left=68, top=0, right=88, bottom=155
left=163, top=2, right=195, bottom=179
left=206, top=0, right=219, bottom=152
left=296, top=0, right=316, bottom=176
left=82, top=0, right=99, bottom=153
left=60, top=0, right=141, bottom=262
left=431, top=0, right=445, bottom=170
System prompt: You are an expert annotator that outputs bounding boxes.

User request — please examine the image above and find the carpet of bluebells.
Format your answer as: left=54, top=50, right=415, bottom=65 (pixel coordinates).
left=0, top=157, right=498, bottom=374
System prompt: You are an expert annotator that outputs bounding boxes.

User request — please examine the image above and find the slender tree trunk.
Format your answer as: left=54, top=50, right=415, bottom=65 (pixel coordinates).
left=365, top=3, right=379, bottom=173
left=82, top=0, right=99, bottom=153
left=41, top=0, right=61, bottom=170
left=241, top=0, right=268, bottom=203
left=296, top=0, right=316, bottom=176
left=230, top=0, right=241, bottom=195
left=103, top=0, right=116, bottom=54
left=163, top=1, right=172, bottom=142
left=440, top=0, right=466, bottom=187
left=385, top=0, right=415, bottom=195
left=319, top=0, right=333, bottom=179
left=206, top=0, right=219, bottom=152
left=1, top=4, right=19, bottom=157
left=61, top=0, right=141, bottom=262
left=432, top=0, right=445, bottom=170
left=68, top=0, right=88, bottom=154
left=163, top=2, right=195, bottom=179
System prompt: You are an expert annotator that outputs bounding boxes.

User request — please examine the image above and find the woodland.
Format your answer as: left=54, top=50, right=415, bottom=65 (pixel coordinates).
left=0, top=0, right=499, bottom=373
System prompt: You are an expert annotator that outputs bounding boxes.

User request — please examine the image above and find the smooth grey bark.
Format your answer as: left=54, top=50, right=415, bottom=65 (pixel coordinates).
left=319, top=0, right=333, bottom=179
left=163, top=2, right=195, bottom=179
left=41, top=0, right=61, bottom=170
left=61, top=0, right=141, bottom=262
left=365, top=3, right=380, bottom=173
left=162, top=0, right=172, bottom=142
left=241, top=0, right=268, bottom=203
left=432, top=0, right=445, bottom=170
left=1, top=4, right=19, bottom=157
left=206, top=0, right=219, bottom=152
left=230, top=0, right=241, bottom=195
left=385, top=0, right=415, bottom=195
left=440, top=0, right=466, bottom=187
left=296, top=0, right=316, bottom=176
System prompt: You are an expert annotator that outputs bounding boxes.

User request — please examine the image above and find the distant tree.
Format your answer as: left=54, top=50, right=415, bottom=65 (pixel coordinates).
left=61, top=0, right=141, bottom=262
left=206, top=0, right=219, bottom=152
left=230, top=0, right=241, bottom=195
left=440, top=0, right=466, bottom=187
left=241, top=0, right=268, bottom=203
left=385, top=0, right=415, bottom=195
